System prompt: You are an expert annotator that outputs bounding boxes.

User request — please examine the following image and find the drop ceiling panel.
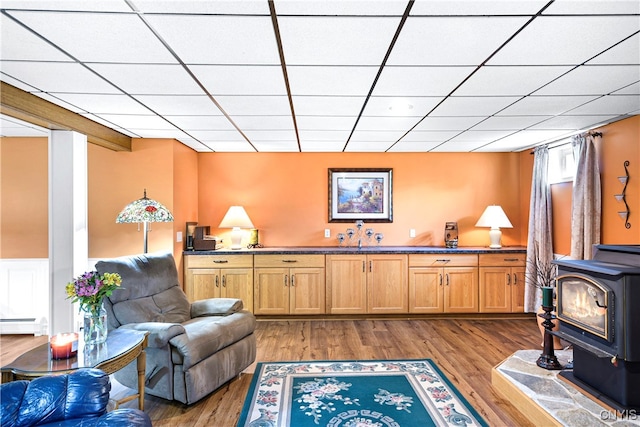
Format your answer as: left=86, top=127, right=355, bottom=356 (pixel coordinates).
left=413, top=116, right=485, bottom=131
left=51, top=93, right=152, bottom=115
left=297, top=116, right=356, bottom=130
left=231, top=116, right=295, bottom=130
left=199, top=140, right=257, bottom=152
left=1, top=1, right=131, bottom=12
left=613, top=81, right=640, bottom=95
left=7, top=10, right=176, bottom=63
left=487, top=16, right=640, bottom=65
left=0, top=117, right=48, bottom=136
left=542, top=1, right=640, bottom=14
left=215, top=96, right=291, bottom=116
left=431, top=96, right=522, bottom=116
left=483, top=130, right=576, bottom=151
left=243, top=130, right=297, bottom=142
left=298, top=129, right=352, bottom=141
left=387, top=140, right=444, bottom=152
left=287, top=66, right=379, bottom=96
left=1, top=14, right=71, bottom=61
left=88, top=63, right=203, bottom=95
left=356, top=116, right=419, bottom=131
left=300, top=140, right=348, bottom=152
left=162, top=115, right=234, bottom=131
left=567, top=95, right=640, bottom=115
left=191, top=65, right=287, bottom=96
left=91, top=114, right=179, bottom=131
left=133, top=0, right=270, bottom=14
left=349, top=129, right=407, bottom=142
left=432, top=140, right=493, bottom=153
left=1, top=61, right=120, bottom=93
left=185, top=130, right=245, bottom=142
left=132, top=95, right=220, bottom=115
left=587, top=33, right=640, bottom=65
left=455, top=66, right=572, bottom=96
left=497, top=95, right=600, bottom=116
left=345, top=140, right=399, bottom=152
left=410, top=1, right=550, bottom=15
left=400, top=130, right=461, bottom=142
left=144, top=15, right=280, bottom=65
left=275, top=1, right=408, bottom=16
left=252, top=140, right=299, bottom=152
left=278, top=16, right=401, bottom=65
left=33, top=93, right=87, bottom=113
left=176, top=137, right=214, bottom=152
left=363, top=97, right=440, bottom=117
left=373, top=66, right=476, bottom=96
left=471, top=116, right=552, bottom=131
left=535, top=65, right=640, bottom=96
left=388, top=17, right=529, bottom=66
left=292, top=96, right=366, bottom=116
left=529, top=114, right=625, bottom=130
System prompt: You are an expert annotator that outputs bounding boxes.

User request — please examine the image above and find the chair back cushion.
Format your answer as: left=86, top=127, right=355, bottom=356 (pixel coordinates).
left=96, top=252, right=191, bottom=327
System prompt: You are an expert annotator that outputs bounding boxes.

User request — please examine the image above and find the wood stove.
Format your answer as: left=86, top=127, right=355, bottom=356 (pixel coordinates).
left=554, top=245, right=640, bottom=410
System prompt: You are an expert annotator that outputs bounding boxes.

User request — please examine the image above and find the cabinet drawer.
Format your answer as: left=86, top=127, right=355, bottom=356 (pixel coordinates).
left=479, top=253, right=526, bottom=267
left=409, top=254, right=478, bottom=267
left=254, top=254, right=325, bottom=268
left=185, top=254, right=253, bottom=268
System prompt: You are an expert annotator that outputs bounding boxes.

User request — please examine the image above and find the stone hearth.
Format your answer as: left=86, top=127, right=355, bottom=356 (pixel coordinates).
left=492, top=349, right=640, bottom=426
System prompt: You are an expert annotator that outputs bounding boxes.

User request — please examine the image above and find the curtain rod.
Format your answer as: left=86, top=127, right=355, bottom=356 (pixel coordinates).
left=529, top=131, right=603, bottom=154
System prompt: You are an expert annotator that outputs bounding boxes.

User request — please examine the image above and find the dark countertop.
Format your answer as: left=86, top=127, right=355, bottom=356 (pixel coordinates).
left=184, top=246, right=527, bottom=255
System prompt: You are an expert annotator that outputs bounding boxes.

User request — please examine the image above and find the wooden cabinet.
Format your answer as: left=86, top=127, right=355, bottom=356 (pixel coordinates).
left=479, top=253, right=526, bottom=313
left=326, top=254, right=408, bottom=314
left=184, top=254, right=254, bottom=312
left=254, top=254, right=325, bottom=315
left=408, top=254, right=478, bottom=313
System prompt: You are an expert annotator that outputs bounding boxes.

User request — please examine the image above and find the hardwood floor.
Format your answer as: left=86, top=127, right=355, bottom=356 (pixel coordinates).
left=1, top=317, right=541, bottom=426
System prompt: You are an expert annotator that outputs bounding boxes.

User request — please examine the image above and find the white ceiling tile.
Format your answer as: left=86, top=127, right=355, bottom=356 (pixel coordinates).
left=386, top=140, right=443, bottom=152
left=588, top=33, right=640, bottom=65
left=144, top=15, right=280, bottom=65
left=215, top=96, right=292, bottom=116
left=0, top=117, right=48, bottom=136
left=275, top=1, right=408, bottom=16
left=88, top=63, right=203, bottom=95
left=447, top=130, right=516, bottom=144
left=529, top=114, right=624, bottom=130
left=400, top=130, right=461, bottom=142
left=91, top=114, right=178, bottom=131
left=52, top=93, right=152, bottom=114
left=471, top=116, right=552, bottom=131
left=497, top=95, right=600, bottom=115
left=345, top=140, right=396, bottom=152
left=81, top=114, right=140, bottom=136
left=1, top=14, right=70, bottom=61
left=566, top=95, right=640, bottom=115
left=187, top=130, right=245, bottom=141
left=356, top=116, right=419, bottom=131
left=299, top=129, right=351, bottom=141
left=287, top=66, right=379, bottom=96
left=388, top=17, right=529, bottom=65
left=534, top=65, right=640, bottom=96
left=191, top=65, right=287, bottom=95
left=204, top=141, right=257, bottom=152
left=0, top=76, right=40, bottom=93
left=431, top=140, right=489, bottom=152
left=456, top=66, right=572, bottom=96
left=133, top=0, right=270, bottom=14
left=488, top=16, right=640, bottom=65
left=8, top=11, right=176, bottom=63
left=300, top=140, right=348, bottom=152
left=410, top=1, right=550, bottom=15
left=278, top=16, right=401, bottom=65
left=175, top=137, right=214, bottom=152
left=297, top=116, right=356, bottom=130
left=482, top=129, right=575, bottom=151
left=613, top=81, right=640, bottom=95
left=543, top=1, right=640, bottom=14
left=349, top=130, right=407, bottom=142
left=133, top=95, right=220, bottom=115
left=133, top=129, right=191, bottom=139
left=33, top=93, right=87, bottom=113
left=231, top=116, right=295, bottom=130
left=251, top=141, right=299, bottom=152
left=363, top=97, right=440, bottom=117
left=243, top=130, right=297, bottom=141
left=431, top=96, right=522, bottom=116
left=0, top=1, right=131, bottom=12
left=413, top=116, right=485, bottom=131
left=163, top=115, right=234, bottom=131
left=292, top=96, right=366, bottom=116
left=1, top=61, right=120, bottom=93
left=373, top=66, right=476, bottom=96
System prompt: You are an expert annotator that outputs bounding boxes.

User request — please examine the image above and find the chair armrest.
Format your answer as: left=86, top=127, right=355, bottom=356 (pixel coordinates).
left=119, top=322, right=186, bottom=348
left=191, top=298, right=243, bottom=318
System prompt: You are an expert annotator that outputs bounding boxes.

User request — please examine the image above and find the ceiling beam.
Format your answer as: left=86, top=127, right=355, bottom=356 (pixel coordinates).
left=1, top=81, right=131, bottom=151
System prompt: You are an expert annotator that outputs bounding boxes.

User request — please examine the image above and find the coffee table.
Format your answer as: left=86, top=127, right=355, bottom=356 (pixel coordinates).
left=1, top=328, right=149, bottom=411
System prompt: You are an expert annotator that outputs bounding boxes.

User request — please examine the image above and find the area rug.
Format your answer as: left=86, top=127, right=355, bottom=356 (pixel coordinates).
left=238, top=359, right=488, bottom=427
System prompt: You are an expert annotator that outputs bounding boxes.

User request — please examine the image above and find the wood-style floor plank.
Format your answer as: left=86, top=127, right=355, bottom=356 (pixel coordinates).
left=1, top=317, right=541, bottom=426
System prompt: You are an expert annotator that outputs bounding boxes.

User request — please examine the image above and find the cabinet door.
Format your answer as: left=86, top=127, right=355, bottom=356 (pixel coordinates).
left=189, top=268, right=221, bottom=301
left=479, top=267, right=510, bottom=313
left=444, top=267, right=478, bottom=313
left=221, top=268, right=254, bottom=313
left=367, top=255, right=408, bottom=314
left=510, top=267, right=526, bottom=313
left=409, top=267, right=444, bottom=313
left=326, top=255, right=367, bottom=314
left=254, top=268, right=289, bottom=315
left=290, top=268, right=325, bottom=315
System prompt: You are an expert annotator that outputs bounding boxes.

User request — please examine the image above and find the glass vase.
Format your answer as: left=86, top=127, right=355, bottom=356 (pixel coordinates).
left=83, top=306, right=108, bottom=346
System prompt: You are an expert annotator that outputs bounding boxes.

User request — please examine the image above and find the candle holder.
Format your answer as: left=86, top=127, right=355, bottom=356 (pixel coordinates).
left=50, top=332, right=79, bottom=359
left=337, top=220, right=382, bottom=248
left=536, top=302, right=562, bottom=370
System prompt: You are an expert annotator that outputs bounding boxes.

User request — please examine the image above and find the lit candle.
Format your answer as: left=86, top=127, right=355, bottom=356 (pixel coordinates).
left=50, top=333, right=78, bottom=359
left=542, top=286, right=553, bottom=308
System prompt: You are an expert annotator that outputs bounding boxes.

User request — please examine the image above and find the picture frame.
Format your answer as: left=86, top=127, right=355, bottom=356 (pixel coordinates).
left=328, top=168, right=393, bottom=223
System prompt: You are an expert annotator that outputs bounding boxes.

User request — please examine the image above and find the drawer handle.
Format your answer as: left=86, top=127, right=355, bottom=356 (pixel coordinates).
left=282, top=260, right=298, bottom=263
left=215, top=276, right=219, bottom=288
left=507, top=274, right=511, bottom=285
left=436, top=259, right=450, bottom=263
left=222, top=276, right=226, bottom=287
left=213, top=260, right=229, bottom=264
left=504, top=258, right=520, bottom=262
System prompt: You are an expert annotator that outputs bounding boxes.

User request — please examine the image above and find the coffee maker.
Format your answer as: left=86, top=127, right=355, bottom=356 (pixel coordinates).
left=444, top=222, right=458, bottom=248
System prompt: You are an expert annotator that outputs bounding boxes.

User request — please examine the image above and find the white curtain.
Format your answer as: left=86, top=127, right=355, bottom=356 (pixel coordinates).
left=571, top=134, right=601, bottom=259
left=524, top=146, right=553, bottom=312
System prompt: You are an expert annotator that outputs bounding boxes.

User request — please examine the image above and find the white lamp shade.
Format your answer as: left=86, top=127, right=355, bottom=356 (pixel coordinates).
left=219, top=206, right=254, bottom=229
left=475, top=205, right=513, bottom=229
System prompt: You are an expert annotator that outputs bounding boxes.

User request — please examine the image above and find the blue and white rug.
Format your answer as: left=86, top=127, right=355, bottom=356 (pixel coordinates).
left=238, top=359, right=488, bottom=427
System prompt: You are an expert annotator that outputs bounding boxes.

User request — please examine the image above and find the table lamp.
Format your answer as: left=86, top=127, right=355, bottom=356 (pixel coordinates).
left=219, top=206, right=254, bottom=250
left=116, top=189, right=174, bottom=253
left=475, top=205, right=513, bottom=249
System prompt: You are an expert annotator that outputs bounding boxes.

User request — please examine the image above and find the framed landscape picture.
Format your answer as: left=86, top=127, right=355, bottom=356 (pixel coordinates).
left=328, top=168, right=393, bottom=222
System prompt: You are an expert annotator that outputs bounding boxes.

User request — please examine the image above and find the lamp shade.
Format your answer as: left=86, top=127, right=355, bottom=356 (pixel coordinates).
left=116, top=189, right=174, bottom=224
left=475, top=205, right=513, bottom=229
left=219, top=206, right=254, bottom=229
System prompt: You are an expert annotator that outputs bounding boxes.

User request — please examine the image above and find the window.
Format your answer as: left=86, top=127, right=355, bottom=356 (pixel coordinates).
left=548, top=142, right=575, bottom=184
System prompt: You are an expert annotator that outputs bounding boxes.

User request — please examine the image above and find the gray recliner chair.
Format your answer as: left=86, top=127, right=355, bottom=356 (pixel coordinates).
left=95, top=252, right=256, bottom=405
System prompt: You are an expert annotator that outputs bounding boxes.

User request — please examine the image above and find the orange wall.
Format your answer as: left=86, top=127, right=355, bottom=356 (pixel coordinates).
left=172, top=142, right=199, bottom=275
left=0, top=137, right=48, bottom=258
left=198, top=152, right=524, bottom=247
